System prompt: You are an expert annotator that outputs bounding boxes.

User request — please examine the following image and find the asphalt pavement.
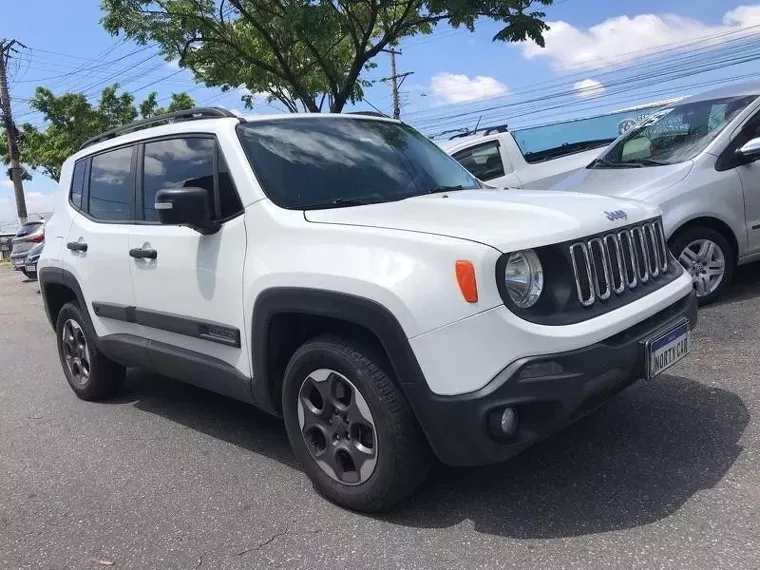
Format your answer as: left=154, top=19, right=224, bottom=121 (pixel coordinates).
left=1, top=266, right=759, bottom=570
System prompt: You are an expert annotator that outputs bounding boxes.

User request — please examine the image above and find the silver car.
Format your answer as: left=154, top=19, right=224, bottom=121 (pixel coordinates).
left=553, top=82, right=760, bottom=304
left=10, top=220, right=45, bottom=276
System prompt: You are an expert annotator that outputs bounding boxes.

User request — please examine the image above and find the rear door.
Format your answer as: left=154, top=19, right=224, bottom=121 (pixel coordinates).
left=126, top=135, right=250, bottom=377
left=64, top=145, right=138, bottom=338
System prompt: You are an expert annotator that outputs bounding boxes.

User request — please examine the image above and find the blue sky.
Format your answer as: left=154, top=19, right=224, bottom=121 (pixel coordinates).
left=2, top=0, right=760, bottom=228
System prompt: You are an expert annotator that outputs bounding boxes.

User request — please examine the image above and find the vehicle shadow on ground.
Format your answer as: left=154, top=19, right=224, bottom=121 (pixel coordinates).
left=112, top=371, right=299, bottom=469
left=714, top=262, right=760, bottom=307
left=116, top=371, right=747, bottom=539
left=384, top=376, right=748, bottom=538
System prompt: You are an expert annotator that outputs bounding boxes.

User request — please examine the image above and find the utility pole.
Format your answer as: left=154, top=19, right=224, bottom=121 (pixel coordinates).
left=0, top=39, right=27, bottom=224
left=381, top=49, right=413, bottom=120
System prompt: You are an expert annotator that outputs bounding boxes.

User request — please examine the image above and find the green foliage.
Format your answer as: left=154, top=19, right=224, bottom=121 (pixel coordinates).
left=140, top=91, right=197, bottom=118
left=100, top=0, right=552, bottom=114
left=1, top=85, right=194, bottom=182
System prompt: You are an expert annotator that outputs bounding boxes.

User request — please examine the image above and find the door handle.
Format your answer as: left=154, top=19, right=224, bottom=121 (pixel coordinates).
left=66, top=241, right=88, bottom=252
left=129, top=247, right=158, bottom=260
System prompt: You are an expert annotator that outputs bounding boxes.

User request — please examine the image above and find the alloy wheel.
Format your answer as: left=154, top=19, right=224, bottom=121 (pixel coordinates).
left=297, top=368, right=378, bottom=486
left=678, top=238, right=726, bottom=297
left=61, top=319, right=90, bottom=388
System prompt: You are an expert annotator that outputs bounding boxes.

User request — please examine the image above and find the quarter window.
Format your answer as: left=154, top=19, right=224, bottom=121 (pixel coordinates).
left=88, top=146, right=135, bottom=222
left=218, top=150, right=243, bottom=219
left=453, top=142, right=505, bottom=181
left=70, top=160, right=86, bottom=210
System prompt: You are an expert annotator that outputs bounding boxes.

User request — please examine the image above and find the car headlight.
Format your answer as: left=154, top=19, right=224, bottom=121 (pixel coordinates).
left=503, top=249, right=544, bottom=308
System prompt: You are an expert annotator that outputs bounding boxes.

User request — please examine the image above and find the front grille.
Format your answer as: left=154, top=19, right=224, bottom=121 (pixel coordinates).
left=570, top=219, right=669, bottom=307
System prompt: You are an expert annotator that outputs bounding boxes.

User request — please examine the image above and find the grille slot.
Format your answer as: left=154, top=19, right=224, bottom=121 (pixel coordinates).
left=570, top=219, right=670, bottom=307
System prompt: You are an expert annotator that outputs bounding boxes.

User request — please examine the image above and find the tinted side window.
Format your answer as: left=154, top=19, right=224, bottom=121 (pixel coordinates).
left=453, top=142, right=505, bottom=181
left=88, top=146, right=135, bottom=222
left=143, top=138, right=215, bottom=222
left=70, top=160, right=86, bottom=210
left=218, top=150, right=243, bottom=219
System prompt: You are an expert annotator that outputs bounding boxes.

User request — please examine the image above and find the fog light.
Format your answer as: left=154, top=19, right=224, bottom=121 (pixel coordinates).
left=488, top=406, right=518, bottom=441
left=518, top=361, right=564, bottom=380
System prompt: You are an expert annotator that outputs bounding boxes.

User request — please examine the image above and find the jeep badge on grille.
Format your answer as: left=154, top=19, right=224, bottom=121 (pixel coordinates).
left=605, top=210, right=628, bottom=222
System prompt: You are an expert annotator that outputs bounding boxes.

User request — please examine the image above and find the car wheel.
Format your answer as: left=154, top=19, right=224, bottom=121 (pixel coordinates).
left=282, top=335, right=433, bottom=512
left=55, top=301, right=126, bottom=401
left=670, top=226, right=734, bottom=305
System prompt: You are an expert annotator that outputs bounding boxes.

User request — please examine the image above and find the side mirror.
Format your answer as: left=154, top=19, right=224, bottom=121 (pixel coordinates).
left=735, top=137, right=760, bottom=164
left=154, top=187, right=220, bottom=235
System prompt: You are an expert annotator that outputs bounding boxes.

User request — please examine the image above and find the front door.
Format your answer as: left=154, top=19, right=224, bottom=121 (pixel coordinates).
left=126, top=136, right=250, bottom=378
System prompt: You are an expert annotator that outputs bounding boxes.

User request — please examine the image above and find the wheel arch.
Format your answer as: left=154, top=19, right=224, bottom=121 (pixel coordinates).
left=667, top=216, right=739, bottom=261
left=250, top=288, right=428, bottom=416
left=37, top=267, right=87, bottom=330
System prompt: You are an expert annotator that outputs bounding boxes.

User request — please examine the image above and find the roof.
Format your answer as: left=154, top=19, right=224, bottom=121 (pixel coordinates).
left=72, top=107, right=402, bottom=160
left=438, top=131, right=504, bottom=154
left=677, top=80, right=760, bottom=104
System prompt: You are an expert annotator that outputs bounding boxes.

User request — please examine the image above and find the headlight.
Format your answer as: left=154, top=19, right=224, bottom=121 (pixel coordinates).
left=503, top=249, right=544, bottom=308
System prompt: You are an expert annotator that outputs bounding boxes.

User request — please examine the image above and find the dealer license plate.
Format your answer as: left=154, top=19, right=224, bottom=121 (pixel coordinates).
left=646, top=319, right=690, bottom=379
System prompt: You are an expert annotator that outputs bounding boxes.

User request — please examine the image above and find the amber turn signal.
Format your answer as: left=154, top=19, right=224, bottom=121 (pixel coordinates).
left=455, top=260, right=478, bottom=303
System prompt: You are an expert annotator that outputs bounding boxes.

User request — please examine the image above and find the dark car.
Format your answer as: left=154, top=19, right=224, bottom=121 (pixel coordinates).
left=22, top=242, right=44, bottom=280
left=10, top=221, right=45, bottom=277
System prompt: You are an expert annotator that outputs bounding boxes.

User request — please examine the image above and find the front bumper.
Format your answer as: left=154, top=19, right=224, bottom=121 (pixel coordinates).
left=404, top=291, right=698, bottom=467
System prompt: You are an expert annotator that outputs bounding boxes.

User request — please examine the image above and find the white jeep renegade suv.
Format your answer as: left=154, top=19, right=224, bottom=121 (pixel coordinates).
left=38, top=108, right=697, bottom=512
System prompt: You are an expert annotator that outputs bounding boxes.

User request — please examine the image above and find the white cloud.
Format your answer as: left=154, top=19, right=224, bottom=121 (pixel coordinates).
left=573, top=78, right=605, bottom=98
left=0, top=179, right=12, bottom=189
left=430, top=73, right=509, bottom=104
left=522, top=5, right=760, bottom=70
left=0, top=190, right=55, bottom=231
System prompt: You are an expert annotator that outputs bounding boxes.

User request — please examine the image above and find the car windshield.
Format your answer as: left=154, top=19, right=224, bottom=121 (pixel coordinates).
left=237, top=117, right=480, bottom=209
left=592, top=95, right=758, bottom=168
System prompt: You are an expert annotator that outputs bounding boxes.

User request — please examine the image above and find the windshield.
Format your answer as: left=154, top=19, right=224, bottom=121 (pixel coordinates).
left=237, top=117, right=480, bottom=209
left=512, top=111, right=643, bottom=163
left=593, top=95, right=757, bottom=168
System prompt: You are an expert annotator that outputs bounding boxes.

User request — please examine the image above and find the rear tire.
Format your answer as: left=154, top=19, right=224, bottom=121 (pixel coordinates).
left=282, top=335, right=433, bottom=512
left=669, top=226, right=734, bottom=306
left=55, top=302, right=126, bottom=401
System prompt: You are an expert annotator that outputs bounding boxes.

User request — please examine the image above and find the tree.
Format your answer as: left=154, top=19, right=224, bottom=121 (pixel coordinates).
left=1, top=85, right=195, bottom=182
left=100, top=0, right=553, bottom=114
left=140, top=91, right=197, bottom=118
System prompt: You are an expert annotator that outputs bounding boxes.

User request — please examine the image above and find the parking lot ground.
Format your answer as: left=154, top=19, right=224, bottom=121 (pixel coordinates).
left=1, top=266, right=759, bottom=570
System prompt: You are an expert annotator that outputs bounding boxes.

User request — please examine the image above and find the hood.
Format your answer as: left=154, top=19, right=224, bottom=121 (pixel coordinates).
left=304, top=189, right=660, bottom=252
left=549, top=161, right=693, bottom=201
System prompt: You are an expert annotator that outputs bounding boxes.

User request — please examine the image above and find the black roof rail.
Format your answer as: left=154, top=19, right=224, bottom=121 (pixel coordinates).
left=79, top=107, right=240, bottom=150
left=448, top=123, right=509, bottom=140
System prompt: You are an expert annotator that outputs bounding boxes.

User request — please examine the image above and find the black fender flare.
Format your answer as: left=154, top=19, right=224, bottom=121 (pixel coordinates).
left=250, top=287, right=431, bottom=417
left=37, top=267, right=88, bottom=329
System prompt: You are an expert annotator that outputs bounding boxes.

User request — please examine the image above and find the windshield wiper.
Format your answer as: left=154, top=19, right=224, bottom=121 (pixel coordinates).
left=588, top=157, right=627, bottom=168
left=622, top=158, right=670, bottom=167
left=425, top=184, right=465, bottom=195
left=300, top=197, right=378, bottom=210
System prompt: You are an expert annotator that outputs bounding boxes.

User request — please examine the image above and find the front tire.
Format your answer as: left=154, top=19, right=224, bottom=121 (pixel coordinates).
left=55, top=302, right=126, bottom=401
left=282, top=335, right=433, bottom=512
left=670, top=226, right=734, bottom=305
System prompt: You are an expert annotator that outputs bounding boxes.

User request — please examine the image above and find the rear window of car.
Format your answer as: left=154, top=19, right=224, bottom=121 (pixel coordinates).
left=15, top=222, right=43, bottom=237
